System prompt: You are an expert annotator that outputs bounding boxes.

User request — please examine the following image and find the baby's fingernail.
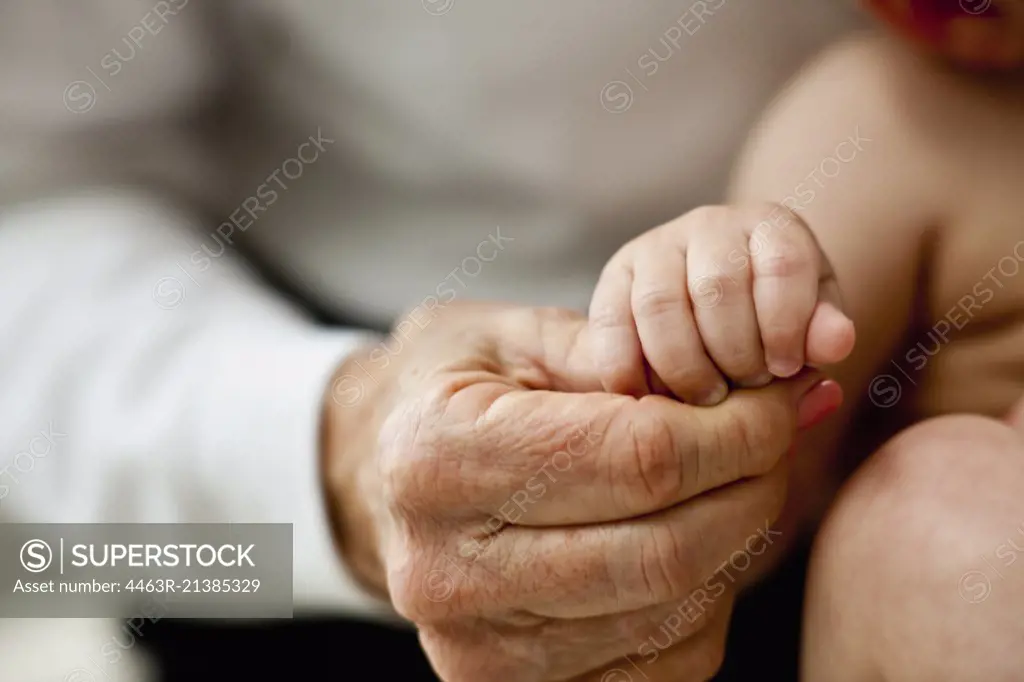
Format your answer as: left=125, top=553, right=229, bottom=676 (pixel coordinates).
left=797, top=379, right=843, bottom=429
left=738, top=371, right=774, bottom=388
left=697, top=382, right=729, bottom=406
left=767, top=358, right=803, bottom=378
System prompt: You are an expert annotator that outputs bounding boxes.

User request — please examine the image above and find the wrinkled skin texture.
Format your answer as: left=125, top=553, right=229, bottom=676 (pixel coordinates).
left=322, top=303, right=832, bottom=682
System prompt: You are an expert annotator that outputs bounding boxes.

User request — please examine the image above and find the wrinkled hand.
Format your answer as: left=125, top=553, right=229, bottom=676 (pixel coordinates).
left=322, top=303, right=836, bottom=682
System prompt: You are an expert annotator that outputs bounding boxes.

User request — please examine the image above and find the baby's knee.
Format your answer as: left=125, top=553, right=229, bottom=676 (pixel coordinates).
left=807, top=414, right=1024, bottom=680
left=819, top=414, right=1022, bottom=561
left=870, top=413, right=1022, bottom=485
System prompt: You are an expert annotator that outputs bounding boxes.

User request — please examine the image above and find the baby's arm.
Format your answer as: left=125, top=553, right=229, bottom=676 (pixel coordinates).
left=732, top=30, right=1024, bottom=680
left=731, top=36, right=930, bottom=408
left=587, top=34, right=941, bottom=409
left=729, top=32, right=974, bottom=525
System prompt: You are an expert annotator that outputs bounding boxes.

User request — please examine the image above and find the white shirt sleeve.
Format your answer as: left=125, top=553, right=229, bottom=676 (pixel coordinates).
left=0, top=0, right=396, bottom=620
left=0, top=190, right=395, bottom=619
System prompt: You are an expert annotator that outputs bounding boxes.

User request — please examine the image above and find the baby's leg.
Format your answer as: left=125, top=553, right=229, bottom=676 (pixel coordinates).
left=801, top=403, right=1024, bottom=682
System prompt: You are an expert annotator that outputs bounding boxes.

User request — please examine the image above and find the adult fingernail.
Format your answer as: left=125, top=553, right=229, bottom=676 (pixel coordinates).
left=797, top=379, right=843, bottom=429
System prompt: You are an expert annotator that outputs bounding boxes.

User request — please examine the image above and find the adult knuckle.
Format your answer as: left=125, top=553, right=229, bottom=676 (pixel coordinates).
left=386, top=569, right=425, bottom=621
left=620, top=406, right=686, bottom=509
left=716, top=403, right=780, bottom=476
left=378, top=389, right=452, bottom=517
left=378, top=409, right=422, bottom=512
left=388, top=549, right=469, bottom=624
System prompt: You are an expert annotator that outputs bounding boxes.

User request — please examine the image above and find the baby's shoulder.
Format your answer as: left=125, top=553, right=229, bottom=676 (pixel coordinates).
left=818, top=33, right=1024, bottom=279
left=807, top=31, right=1024, bottom=151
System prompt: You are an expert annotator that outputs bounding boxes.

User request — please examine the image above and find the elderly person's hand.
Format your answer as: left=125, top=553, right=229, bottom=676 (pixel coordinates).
left=322, top=303, right=839, bottom=682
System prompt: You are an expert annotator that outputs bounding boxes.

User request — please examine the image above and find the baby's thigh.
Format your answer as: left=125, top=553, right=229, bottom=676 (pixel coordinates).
left=802, top=412, right=1024, bottom=681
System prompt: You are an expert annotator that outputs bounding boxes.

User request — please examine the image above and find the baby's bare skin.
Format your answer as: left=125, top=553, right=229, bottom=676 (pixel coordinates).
left=731, top=31, right=1024, bottom=520
left=579, top=31, right=1021, bottom=680
left=587, top=202, right=856, bottom=405
left=594, top=29, right=1024, bottom=532
left=731, top=32, right=1024, bottom=681
left=912, top=81, right=1024, bottom=422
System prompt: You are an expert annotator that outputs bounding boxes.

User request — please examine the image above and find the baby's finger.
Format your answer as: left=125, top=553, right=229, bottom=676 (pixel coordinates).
left=632, top=240, right=727, bottom=405
left=800, top=241, right=855, bottom=368
left=687, top=219, right=771, bottom=388
left=805, top=300, right=856, bottom=366
left=589, top=257, right=649, bottom=397
left=750, top=212, right=821, bottom=378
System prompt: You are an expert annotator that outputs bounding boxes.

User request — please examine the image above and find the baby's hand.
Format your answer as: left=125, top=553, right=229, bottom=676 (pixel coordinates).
left=588, top=203, right=855, bottom=405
